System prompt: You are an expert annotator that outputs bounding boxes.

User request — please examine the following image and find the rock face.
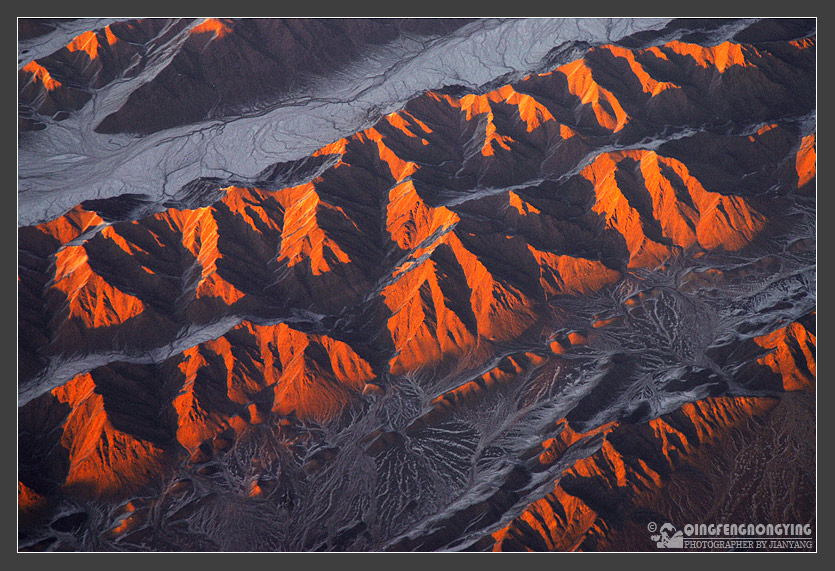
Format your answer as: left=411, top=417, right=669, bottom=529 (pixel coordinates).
left=481, top=389, right=815, bottom=552
left=19, top=19, right=474, bottom=135
left=18, top=17, right=815, bottom=552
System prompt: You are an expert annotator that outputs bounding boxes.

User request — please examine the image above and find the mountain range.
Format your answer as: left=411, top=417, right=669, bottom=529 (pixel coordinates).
left=18, top=17, right=816, bottom=552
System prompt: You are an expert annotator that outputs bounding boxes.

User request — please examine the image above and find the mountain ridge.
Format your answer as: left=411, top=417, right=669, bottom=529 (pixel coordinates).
left=18, top=17, right=816, bottom=552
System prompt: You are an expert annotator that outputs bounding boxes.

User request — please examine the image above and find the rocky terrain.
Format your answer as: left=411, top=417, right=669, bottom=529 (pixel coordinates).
left=18, top=17, right=815, bottom=552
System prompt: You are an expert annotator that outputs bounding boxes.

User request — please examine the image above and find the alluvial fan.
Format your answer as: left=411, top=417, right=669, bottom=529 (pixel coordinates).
left=18, top=17, right=815, bottom=552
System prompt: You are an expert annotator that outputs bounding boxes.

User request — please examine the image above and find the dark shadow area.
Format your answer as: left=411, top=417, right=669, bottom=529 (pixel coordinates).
left=93, top=19, right=474, bottom=136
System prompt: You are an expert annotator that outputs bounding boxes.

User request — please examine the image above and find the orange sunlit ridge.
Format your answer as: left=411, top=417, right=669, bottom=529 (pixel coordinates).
left=16, top=26, right=815, bottom=516
left=190, top=18, right=233, bottom=39
left=28, top=28, right=794, bottom=348
left=26, top=38, right=788, bottom=379
left=489, top=395, right=785, bottom=551
left=21, top=60, right=61, bottom=91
